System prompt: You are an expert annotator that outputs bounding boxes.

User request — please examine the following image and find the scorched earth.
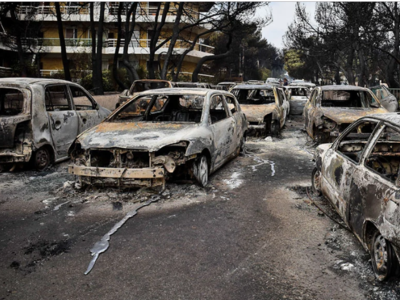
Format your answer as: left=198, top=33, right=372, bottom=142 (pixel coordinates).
left=0, top=116, right=399, bottom=300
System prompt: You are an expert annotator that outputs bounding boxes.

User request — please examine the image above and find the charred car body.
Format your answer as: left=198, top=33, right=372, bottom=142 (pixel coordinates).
left=68, top=88, right=247, bottom=189
left=312, top=114, right=400, bottom=280
left=0, top=78, right=110, bottom=171
left=304, top=85, right=388, bottom=143
left=370, top=85, right=398, bottom=112
left=117, top=79, right=172, bottom=109
left=284, top=85, right=311, bottom=115
left=230, top=84, right=289, bottom=136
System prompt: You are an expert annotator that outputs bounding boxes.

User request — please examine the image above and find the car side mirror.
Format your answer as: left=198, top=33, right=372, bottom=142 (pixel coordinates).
left=370, top=102, right=380, bottom=108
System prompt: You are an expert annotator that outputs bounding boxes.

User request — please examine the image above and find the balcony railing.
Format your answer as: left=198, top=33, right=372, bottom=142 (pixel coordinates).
left=17, top=4, right=200, bottom=19
left=17, top=5, right=89, bottom=16
left=23, top=38, right=214, bottom=53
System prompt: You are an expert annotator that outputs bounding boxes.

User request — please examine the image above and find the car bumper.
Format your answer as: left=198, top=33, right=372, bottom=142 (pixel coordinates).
left=68, top=165, right=166, bottom=187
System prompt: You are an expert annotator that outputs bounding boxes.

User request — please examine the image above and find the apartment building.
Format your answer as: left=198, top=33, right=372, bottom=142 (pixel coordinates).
left=0, top=2, right=214, bottom=79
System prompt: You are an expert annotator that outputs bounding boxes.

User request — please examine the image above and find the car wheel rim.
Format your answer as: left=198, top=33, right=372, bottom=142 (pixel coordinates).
left=198, top=157, right=208, bottom=186
left=313, top=170, right=321, bottom=191
left=374, top=234, right=389, bottom=275
left=36, top=149, right=49, bottom=169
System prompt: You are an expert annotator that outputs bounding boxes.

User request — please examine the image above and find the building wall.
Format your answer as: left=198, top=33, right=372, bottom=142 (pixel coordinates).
left=41, top=57, right=63, bottom=70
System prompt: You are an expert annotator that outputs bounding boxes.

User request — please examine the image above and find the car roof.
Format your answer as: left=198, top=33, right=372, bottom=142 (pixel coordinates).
left=232, top=84, right=275, bottom=90
left=0, top=77, right=74, bottom=87
left=320, top=85, right=369, bottom=92
left=363, top=113, right=400, bottom=127
left=133, top=87, right=231, bottom=96
left=284, top=86, right=309, bottom=89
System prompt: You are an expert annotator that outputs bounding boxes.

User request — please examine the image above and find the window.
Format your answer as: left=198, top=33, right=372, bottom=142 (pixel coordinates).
left=277, top=89, right=284, bottom=106
left=0, top=88, right=26, bottom=116
left=45, top=85, right=71, bottom=111
left=69, top=86, right=96, bottom=110
left=310, top=90, right=318, bottom=106
left=210, top=95, right=228, bottom=124
left=65, top=28, right=77, bottom=39
left=224, top=95, right=238, bottom=114
left=336, top=120, right=378, bottom=163
left=365, top=125, right=400, bottom=183
left=321, top=90, right=374, bottom=108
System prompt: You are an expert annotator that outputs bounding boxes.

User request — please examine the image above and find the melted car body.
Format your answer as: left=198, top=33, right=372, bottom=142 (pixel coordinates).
left=0, top=78, right=110, bottom=171
left=313, top=114, right=400, bottom=280
left=284, top=86, right=311, bottom=115
left=68, top=88, right=247, bottom=189
left=230, top=84, right=290, bottom=136
left=304, top=85, right=388, bottom=142
left=370, top=85, right=398, bottom=112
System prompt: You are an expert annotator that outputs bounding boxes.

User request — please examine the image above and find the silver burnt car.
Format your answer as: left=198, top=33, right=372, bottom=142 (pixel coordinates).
left=0, top=78, right=110, bottom=171
left=68, top=88, right=248, bottom=189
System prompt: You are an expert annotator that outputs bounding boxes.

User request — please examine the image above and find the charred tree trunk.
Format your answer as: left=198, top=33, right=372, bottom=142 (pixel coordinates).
left=90, top=3, right=98, bottom=93
left=55, top=3, right=71, bottom=81
left=160, top=3, right=184, bottom=80
left=148, top=3, right=170, bottom=79
left=112, top=3, right=126, bottom=90
left=121, top=2, right=139, bottom=82
left=9, top=8, right=27, bottom=77
left=192, top=33, right=233, bottom=82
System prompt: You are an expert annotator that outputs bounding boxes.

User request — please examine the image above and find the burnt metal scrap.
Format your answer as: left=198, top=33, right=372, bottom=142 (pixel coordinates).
left=69, top=88, right=248, bottom=189
left=0, top=78, right=110, bottom=171
left=313, top=114, right=400, bottom=281
left=304, top=85, right=388, bottom=143
left=230, top=84, right=290, bottom=136
left=85, top=195, right=160, bottom=275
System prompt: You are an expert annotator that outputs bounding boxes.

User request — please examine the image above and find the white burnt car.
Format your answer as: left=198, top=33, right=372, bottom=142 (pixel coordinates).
left=0, top=78, right=110, bottom=171
left=68, top=88, right=247, bottom=188
left=312, top=114, right=400, bottom=280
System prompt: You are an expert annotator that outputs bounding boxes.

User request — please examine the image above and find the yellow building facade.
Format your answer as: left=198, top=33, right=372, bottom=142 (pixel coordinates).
left=10, top=2, right=214, bottom=80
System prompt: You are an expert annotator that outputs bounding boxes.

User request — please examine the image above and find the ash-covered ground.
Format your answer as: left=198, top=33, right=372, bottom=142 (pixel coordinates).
left=1, top=115, right=399, bottom=300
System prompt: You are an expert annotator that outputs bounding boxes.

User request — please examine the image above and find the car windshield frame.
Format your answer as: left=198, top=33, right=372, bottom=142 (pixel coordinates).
left=109, top=93, right=207, bottom=124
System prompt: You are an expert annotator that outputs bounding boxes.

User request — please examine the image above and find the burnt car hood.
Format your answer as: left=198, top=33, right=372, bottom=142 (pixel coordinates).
left=76, top=122, right=201, bottom=151
left=321, top=107, right=387, bottom=124
left=240, top=104, right=276, bottom=122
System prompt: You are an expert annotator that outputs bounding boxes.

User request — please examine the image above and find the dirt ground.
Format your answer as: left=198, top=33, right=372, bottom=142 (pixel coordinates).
left=1, top=115, right=400, bottom=300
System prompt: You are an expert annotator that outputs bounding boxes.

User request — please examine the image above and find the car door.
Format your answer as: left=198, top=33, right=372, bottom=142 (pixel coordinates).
left=278, top=88, right=290, bottom=120
left=322, top=119, right=379, bottom=221
left=349, top=122, right=399, bottom=239
left=45, top=84, right=79, bottom=159
left=69, top=85, right=103, bottom=133
left=272, top=88, right=284, bottom=128
left=209, top=94, right=236, bottom=168
left=224, top=94, right=244, bottom=149
left=305, top=89, right=319, bottom=136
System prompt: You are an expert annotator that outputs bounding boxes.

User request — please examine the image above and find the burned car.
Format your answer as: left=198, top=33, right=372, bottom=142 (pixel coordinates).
left=68, top=88, right=247, bottom=188
left=230, top=84, right=289, bottom=136
left=304, top=85, right=388, bottom=142
left=284, top=85, right=311, bottom=115
left=370, top=85, right=398, bottom=112
left=0, top=78, right=111, bottom=171
left=117, top=79, right=172, bottom=109
left=312, top=114, right=400, bottom=280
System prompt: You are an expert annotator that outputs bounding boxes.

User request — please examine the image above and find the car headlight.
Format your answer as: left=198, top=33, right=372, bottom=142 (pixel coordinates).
left=322, top=117, right=337, bottom=131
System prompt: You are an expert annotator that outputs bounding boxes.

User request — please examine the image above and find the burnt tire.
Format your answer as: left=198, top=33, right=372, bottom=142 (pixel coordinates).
left=32, top=147, right=51, bottom=171
left=193, top=155, right=208, bottom=187
left=240, top=135, right=246, bottom=154
left=370, top=230, right=399, bottom=281
left=311, top=167, right=322, bottom=196
left=270, top=120, right=279, bottom=137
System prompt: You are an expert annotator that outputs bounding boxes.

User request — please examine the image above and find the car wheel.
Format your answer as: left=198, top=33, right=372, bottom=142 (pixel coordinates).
left=311, top=167, right=322, bottom=196
left=32, top=147, right=51, bottom=171
left=270, top=120, right=279, bottom=136
left=193, top=155, right=208, bottom=187
left=240, top=135, right=246, bottom=154
left=370, top=230, right=398, bottom=281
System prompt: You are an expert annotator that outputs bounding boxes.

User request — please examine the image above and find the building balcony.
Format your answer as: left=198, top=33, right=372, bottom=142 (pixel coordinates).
left=15, top=4, right=208, bottom=25
left=20, top=38, right=214, bottom=57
